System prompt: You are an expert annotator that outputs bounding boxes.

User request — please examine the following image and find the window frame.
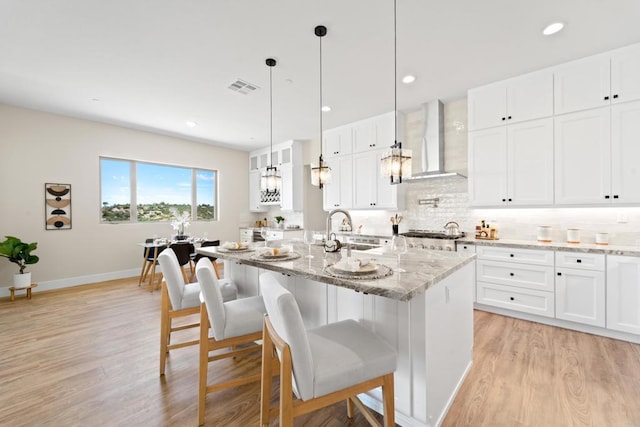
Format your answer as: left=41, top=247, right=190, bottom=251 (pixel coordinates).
left=99, top=156, right=218, bottom=224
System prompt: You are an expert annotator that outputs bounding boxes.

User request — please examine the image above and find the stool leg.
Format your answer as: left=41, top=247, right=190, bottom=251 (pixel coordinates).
left=10, top=288, right=15, bottom=302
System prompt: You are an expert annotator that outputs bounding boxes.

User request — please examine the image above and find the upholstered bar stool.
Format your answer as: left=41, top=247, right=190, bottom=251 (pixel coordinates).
left=195, top=258, right=267, bottom=426
left=157, top=249, right=237, bottom=376
left=259, top=272, right=397, bottom=427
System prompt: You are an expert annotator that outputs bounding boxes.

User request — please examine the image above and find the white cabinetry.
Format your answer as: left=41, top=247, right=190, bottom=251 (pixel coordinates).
left=555, top=252, right=606, bottom=327
left=475, top=246, right=555, bottom=317
left=607, top=255, right=640, bottom=335
left=555, top=101, right=640, bottom=205
left=352, top=150, right=398, bottom=209
left=322, top=111, right=402, bottom=211
left=249, top=171, right=267, bottom=212
left=323, top=126, right=352, bottom=158
left=554, top=44, right=640, bottom=115
left=469, top=118, right=553, bottom=206
left=323, top=155, right=353, bottom=210
left=468, top=69, right=553, bottom=131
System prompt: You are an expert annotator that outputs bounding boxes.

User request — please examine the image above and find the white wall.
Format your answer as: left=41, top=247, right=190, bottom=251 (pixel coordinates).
left=0, top=103, right=249, bottom=295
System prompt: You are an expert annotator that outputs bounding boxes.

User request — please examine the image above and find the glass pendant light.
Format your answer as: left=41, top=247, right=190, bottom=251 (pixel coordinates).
left=311, top=25, right=332, bottom=189
left=261, top=58, right=281, bottom=195
left=381, top=0, right=412, bottom=184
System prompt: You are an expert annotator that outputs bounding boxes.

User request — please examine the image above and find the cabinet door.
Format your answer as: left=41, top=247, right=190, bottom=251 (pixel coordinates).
left=249, top=171, right=267, bottom=212
left=611, top=101, right=640, bottom=203
left=353, top=152, right=377, bottom=208
left=607, top=256, right=640, bottom=335
left=375, top=111, right=396, bottom=149
left=323, top=156, right=353, bottom=210
left=375, top=150, right=397, bottom=209
left=554, top=53, right=610, bottom=115
left=611, top=43, right=640, bottom=104
left=554, top=108, right=611, bottom=204
left=507, top=118, right=554, bottom=205
left=556, top=268, right=605, bottom=327
left=324, top=126, right=352, bottom=158
left=280, top=165, right=294, bottom=211
left=468, top=127, right=508, bottom=206
left=352, top=120, right=377, bottom=152
left=467, top=82, right=507, bottom=131
left=506, top=69, right=554, bottom=125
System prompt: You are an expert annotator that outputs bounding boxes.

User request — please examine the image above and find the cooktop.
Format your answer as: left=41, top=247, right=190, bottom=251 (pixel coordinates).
left=400, top=230, right=465, bottom=240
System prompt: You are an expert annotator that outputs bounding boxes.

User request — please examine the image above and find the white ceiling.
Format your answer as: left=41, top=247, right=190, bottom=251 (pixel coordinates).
left=2, top=0, right=640, bottom=151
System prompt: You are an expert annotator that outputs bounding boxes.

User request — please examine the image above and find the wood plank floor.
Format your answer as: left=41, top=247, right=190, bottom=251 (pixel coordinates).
left=1, top=278, right=639, bottom=426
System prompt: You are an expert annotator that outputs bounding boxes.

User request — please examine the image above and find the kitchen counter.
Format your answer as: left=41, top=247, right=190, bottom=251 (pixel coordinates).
left=459, top=237, right=640, bottom=257
left=198, top=241, right=475, bottom=426
left=197, top=242, right=475, bottom=301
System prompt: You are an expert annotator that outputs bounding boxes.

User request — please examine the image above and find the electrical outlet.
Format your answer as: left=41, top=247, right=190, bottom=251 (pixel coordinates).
left=617, top=212, right=628, bottom=223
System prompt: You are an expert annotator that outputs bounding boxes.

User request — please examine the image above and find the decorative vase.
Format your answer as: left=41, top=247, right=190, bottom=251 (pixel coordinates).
left=14, top=272, right=31, bottom=288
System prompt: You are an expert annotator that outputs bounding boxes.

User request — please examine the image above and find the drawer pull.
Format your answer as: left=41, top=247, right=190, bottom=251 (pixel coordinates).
left=557, top=272, right=562, bottom=276
left=509, top=297, right=515, bottom=301
left=509, top=273, right=514, bottom=277
left=510, top=254, right=514, bottom=258
left=576, top=259, right=582, bottom=263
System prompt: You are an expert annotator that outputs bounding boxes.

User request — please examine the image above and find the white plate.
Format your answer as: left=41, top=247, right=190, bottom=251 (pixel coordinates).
left=224, top=246, right=249, bottom=251
left=332, top=262, right=379, bottom=275
left=259, top=252, right=290, bottom=259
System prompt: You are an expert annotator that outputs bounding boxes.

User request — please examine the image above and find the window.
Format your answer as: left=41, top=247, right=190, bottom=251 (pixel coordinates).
left=100, top=157, right=217, bottom=223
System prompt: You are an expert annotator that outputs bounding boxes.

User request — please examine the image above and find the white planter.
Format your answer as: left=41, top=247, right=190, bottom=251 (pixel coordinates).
left=14, top=272, right=31, bottom=288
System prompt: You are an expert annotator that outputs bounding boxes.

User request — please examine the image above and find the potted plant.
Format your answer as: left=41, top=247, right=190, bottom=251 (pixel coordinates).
left=0, top=236, right=39, bottom=288
left=274, top=216, right=285, bottom=229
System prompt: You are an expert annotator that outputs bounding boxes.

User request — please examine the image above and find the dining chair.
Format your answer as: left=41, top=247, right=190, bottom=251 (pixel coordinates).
left=138, top=238, right=166, bottom=289
left=259, top=272, right=397, bottom=427
left=195, top=258, right=267, bottom=426
left=157, top=249, right=238, bottom=377
left=193, top=240, right=222, bottom=279
left=169, top=241, right=196, bottom=282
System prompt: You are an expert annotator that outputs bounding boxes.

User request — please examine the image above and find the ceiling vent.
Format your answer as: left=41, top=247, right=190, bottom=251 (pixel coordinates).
left=228, top=79, right=259, bottom=95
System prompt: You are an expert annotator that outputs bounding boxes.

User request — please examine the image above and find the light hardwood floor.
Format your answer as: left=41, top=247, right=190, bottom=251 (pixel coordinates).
left=1, top=278, right=639, bottom=426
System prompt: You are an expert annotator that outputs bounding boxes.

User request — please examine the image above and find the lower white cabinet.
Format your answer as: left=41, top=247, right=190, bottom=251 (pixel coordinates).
left=555, top=252, right=605, bottom=327
left=476, top=281, right=555, bottom=317
left=607, top=255, right=640, bottom=335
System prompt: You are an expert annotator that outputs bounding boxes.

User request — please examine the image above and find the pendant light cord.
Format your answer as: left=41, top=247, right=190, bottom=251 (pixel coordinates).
left=269, top=63, right=273, bottom=167
left=319, top=33, right=323, bottom=158
left=394, top=0, right=397, bottom=144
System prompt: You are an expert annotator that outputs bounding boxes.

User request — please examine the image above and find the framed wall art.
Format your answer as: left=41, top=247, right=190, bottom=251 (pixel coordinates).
left=45, top=183, right=72, bottom=230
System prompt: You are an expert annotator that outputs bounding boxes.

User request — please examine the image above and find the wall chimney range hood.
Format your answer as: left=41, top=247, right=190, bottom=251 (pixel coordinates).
left=405, top=100, right=466, bottom=181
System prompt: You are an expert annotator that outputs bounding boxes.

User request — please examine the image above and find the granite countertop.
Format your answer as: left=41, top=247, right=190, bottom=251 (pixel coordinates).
left=459, top=237, right=640, bottom=257
left=197, top=242, right=476, bottom=302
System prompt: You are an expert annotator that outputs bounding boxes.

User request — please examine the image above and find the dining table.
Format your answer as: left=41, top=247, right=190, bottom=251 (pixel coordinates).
left=137, top=237, right=206, bottom=289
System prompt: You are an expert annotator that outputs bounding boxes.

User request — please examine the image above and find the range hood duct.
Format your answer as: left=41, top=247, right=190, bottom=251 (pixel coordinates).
left=405, top=100, right=466, bottom=181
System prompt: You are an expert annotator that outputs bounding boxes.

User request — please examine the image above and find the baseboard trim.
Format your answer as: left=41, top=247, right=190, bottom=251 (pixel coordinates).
left=0, top=268, right=140, bottom=298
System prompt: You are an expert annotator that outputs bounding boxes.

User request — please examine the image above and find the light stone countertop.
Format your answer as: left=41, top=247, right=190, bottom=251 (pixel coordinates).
left=197, top=242, right=476, bottom=302
left=459, top=237, right=640, bottom=257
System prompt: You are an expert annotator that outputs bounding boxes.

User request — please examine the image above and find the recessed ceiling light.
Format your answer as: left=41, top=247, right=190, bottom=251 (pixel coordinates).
left=402, top=75, right=416, bottom=84
left=186, top=121, right=197, bottom=128
left=321, top=106, right=331, bottom=112
left=542, top=22, right=564, bottom=36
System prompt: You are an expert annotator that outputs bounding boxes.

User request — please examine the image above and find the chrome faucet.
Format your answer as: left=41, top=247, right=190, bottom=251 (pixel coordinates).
left=326, top=209, right=353, bottom=256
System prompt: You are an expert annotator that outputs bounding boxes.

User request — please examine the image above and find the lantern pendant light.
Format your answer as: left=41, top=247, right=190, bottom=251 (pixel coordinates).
left=261, top=58, right=281, bottom=195
left=310, top=25, right=332, bottom=189
left=381, top=0, right=412, bottom=184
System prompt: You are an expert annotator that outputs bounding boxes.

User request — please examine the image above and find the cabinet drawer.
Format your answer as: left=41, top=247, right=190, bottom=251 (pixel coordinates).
left=456, top=242, right=476, bottom=254
left=477, top=281, right=555, bottom=317
left=555, top=251, right=605, bottom=271
left=476, top=246, right=554, bottom=266
left=477, top=259, right=555, bottom=292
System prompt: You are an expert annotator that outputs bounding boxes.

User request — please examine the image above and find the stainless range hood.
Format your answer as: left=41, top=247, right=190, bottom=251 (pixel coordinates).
left=405, top=100, right=466, bottom=181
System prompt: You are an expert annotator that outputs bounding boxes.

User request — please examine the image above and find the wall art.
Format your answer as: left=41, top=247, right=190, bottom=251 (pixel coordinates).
left=45, top=183, right=72, bottom=230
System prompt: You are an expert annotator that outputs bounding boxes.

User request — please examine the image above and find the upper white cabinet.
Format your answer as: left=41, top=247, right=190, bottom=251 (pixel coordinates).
left=469, top=118, right=553, bottom=207
left=323, top=155, right=353, bottom=210
left=323, top=126, right=352, bottom=158
left=555, top=101, right=640, bottom=205
left=607, top=255, right=640, bottom=335
left=352, top=150, right=398, bottom=209
left=554, top=43, right=640, bottom=115
left=468, top=69, right=553, bottom=131
left=322, top=111, right=402, bottom=211
left=248, top=140, right=302, bottom=211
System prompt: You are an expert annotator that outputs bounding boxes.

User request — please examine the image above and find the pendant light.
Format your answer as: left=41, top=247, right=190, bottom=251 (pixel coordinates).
left=261, top=58, right=281, bottom=195
left=381, top=0, right=412, bottom=184
left=311, top=25, right=332, bottom=189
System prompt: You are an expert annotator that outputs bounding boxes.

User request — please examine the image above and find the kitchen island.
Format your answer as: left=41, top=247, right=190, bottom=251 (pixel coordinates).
left=197, top=243, right=476, bottom=427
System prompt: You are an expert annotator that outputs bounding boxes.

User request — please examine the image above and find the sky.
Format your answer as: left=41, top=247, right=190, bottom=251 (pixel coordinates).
left=101, top=158, right=215, bottom=206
